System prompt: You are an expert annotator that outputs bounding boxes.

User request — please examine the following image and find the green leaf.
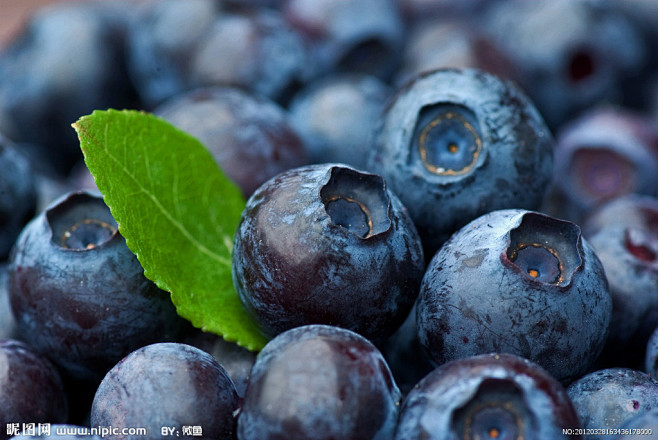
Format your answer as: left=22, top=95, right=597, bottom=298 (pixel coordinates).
left=73, top=109, right=268, bottom=351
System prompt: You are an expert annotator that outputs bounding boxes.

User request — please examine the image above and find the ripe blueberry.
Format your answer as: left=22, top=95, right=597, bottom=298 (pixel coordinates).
left=232, top=163, right=425, bottom=343
left=367, top=68, right=553, bottom=258
left=237, top=324, right=401, bottom=440
left=395, top=353, right=581, bottom=439
left=567, top=368, right=658, bottom=440
left=8, top=191, right=184, bottom=381
left=91, top=343, right=239, bottom=440
left=416, top=209, right=612, bottom=383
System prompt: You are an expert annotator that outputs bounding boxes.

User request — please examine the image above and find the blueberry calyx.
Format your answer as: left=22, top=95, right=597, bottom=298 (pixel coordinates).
left=508, top=244, right=561, bottom=284
left=61, top=219, right=118, bottom=250
left=570, top=147, right=635, bottom=200
left=504, top=212, right=583, bottom=287
left=413, top=104, right=482, bottom=176
left=46, top=191, right=119, bottom=251
left=624, top=228, right=657, bottom=263
left=320, top=166, right=391, bottom=239
left=451, top=379, right=534, bottom=440
left=567, top=47, right=596, bottom=83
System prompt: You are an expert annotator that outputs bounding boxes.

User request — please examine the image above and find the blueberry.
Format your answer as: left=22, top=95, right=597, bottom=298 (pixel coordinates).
left=288, top=73, right=391, bottom=170
left=127, top=0, right=310, bottom=107
left=480, top=0, right=647, bottom=129
left=237, top=324, right=401, bottom=440
left=8, top=191, right=184, bottom=381
left=282, top=0, right=404, bottom=81
left=543, top=107, right=658, bottom=225
left=395, top=353, right=580, bottom=439
left=91, top=342, right=239, bottom=440
left=232, top=164, right=425, bottom=343
left=567, top=368, right=658, bottom=440
left=367, top=68, right=553, bottom=258
left=416, top=209, right=612, bottom=384
left=155, top=86, right=310, bottom=198
left=581, top=195, right=658, bottom=368
left=0, top=135, right=37, bottom=260
left=0, top=339, right=68, bottom=430
left=0, top=1, right=138, bottom=175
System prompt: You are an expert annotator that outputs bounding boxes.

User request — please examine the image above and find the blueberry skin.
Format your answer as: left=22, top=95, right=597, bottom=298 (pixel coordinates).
left=416, top=209, right=612, bottom=384
left=237, top=324, right=401, bottom=440
left=8, top=191, right=184, bottom=381
left=0, top=136, right=37, bottom=260
left=567, top=368, right=658, bottom=440
left=0, top=138, right=37, bottom=261
left=367, top=68, right=553, bottom=258
left=0, top=339, right=68, bottom=429
left=91, top=343, right=239, bottom=440
left=232, top=164, right=425, bottom=343
left=581, top=195, right=658, bottom=368
left=288, top=73, right=391, bottom=170
left=155, top=86, right=309, bottom=198
left=395, top=353, right=581, bottom=440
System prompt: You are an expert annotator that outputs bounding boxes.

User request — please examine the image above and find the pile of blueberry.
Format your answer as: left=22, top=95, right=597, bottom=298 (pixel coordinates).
left=3, top=0, right=658, bottom=439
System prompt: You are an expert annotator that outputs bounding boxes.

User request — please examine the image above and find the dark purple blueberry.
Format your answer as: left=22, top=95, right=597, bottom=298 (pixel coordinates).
left=237, top=324, right=401, bottom=440
left=0, top=339, right=68, bottom=434
left=8, top=191, right=184, bottom=381
left=288, top=73, right=391, bottom=170
left=581, top=195, right=658, bottom=368
left=155, top=86, right=309, bottom=198
left=567, top=368, right=658, bottom=440
left=480, top=0, right=647, bottom=129
left=543, top=107, right=658, bottom=225
left=232, top=164, right=425, bottom=343
left=91, top=342, right=239, bottom=440
left=282, top=0, right=404, bottom=81
left=416, top=209, right=611, bottom=384
left=127, top=0, right=310, bottom=107
left=367, top=68, right=554, bottom=258
left=0, top=136, right=37, bottom=260
left=395, top=353, right=581, bottom=439
left=0, top=1, right=139, bottom=175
